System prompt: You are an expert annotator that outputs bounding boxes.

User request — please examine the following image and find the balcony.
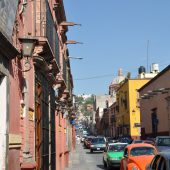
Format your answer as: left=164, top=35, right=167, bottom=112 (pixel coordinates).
left=34, top=0, right=60, bottom=69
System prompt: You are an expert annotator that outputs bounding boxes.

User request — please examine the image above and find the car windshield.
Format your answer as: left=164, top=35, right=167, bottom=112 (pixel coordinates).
left=92, top=138, right=105, bottom=144
left=87, top=138, right=93, bottom=141
left=109, top=144, right=127, bottom=152
left=133, top=140, right=143, bottom=144
left=130, top=147, right=155, bottom=156
left=157, top=138, right=170, bottom=146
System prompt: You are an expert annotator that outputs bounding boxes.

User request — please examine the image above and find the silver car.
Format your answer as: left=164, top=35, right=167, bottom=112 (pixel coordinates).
left=146, top=152, right=170, bottom=170
left=154, top=136, right=170, bottom=152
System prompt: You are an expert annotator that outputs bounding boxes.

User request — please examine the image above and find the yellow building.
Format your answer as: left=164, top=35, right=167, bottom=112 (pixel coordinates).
left=115, top=78, right=150, bottom=139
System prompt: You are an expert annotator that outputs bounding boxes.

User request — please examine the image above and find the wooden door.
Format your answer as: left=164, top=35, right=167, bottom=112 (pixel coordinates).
left=35, top=83, right=42, bottom=170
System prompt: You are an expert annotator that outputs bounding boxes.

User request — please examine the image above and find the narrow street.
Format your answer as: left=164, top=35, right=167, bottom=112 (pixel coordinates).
left=65, top=144, right=120, bottom=170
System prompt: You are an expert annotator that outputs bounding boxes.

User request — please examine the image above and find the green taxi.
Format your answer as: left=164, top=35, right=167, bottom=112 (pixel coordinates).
left=103, top=142, right=127, bottom=169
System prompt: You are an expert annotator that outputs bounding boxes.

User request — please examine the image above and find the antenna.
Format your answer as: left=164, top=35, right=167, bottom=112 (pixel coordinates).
left=147, top=40, right=149, bottom=72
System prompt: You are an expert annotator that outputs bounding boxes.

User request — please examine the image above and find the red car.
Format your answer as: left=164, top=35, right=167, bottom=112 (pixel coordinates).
left=120, top=143, right=157, bottom=170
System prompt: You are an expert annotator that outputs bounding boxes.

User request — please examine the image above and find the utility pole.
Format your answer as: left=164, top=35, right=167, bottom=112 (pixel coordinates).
left=147, top=40, right=149, bottom=72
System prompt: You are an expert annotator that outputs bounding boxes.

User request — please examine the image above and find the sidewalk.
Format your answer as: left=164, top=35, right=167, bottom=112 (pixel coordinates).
left=64, top=143, right=105, bottom=170
left=65, top=144, right=81, bottom=170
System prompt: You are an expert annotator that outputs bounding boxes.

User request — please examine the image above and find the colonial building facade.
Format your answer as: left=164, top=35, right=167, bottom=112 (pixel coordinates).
left=115, top=79, right=150, bottom=139
left=139, top=65, right=170, bottom=139
left=0, top=0, right=76, bottom=170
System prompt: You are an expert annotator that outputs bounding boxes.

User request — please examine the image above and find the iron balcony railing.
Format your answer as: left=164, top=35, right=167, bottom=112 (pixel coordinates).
left=45, top=1, right=59, bottom=65
left=36, top=0, right=60, bottom=66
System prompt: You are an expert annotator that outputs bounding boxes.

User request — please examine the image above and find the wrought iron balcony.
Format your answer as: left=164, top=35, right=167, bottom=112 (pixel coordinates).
left=35, top=0, right=59, bottom=66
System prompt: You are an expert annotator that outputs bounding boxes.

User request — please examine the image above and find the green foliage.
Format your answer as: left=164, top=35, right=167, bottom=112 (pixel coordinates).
left=75, top=96, right=84, bottom=104
left=75, top=95, right=94, bottom=117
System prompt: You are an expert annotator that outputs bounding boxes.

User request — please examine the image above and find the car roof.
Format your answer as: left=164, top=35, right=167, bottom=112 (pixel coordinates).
left=126, top=143, right=156, bottom=150
left=109, top=142, right=128, bottom=145
left=156, top=136, right=170, bottom=138
left=133, top=139, right=143, bottom=141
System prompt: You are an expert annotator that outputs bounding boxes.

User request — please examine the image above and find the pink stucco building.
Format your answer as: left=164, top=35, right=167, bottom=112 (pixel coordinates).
left=139, top=65, right=170, bottom=139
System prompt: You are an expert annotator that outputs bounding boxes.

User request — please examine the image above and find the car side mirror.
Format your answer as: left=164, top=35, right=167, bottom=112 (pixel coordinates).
left=124, top=154, right=128, bottom=158
left=145, top=163, right=151, bottom=170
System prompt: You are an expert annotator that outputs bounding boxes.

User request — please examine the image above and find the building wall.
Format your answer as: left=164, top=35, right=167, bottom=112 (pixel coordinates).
left=0, top=76, right=8, bottom=169
left=139, top=68, right=170, bottom=138
left=0, top=0, right=74, bottom=169
left=116, top=79, right=149, bottom=138
left=128, top=79, right=149, bottom=138
left=9, top=60, right=23, bottom=169
left=116, top=80, right=130, bottom=136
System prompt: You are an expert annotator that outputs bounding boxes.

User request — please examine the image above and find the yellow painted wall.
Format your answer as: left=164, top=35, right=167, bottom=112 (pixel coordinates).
left=116, top=80, right=130, bottom=135
left=116, top=79, right=149, bottom=138
left=128, top=79, right=150, bottom=137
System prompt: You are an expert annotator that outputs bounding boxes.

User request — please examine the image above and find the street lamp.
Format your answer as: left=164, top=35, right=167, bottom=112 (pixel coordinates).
left=19, top=37, right=37, bottom=57
left=68, top=56, right=83, bottom=60
left=65, top=40, right=83, bottom=45
left=60, top=21, right=81, bottom=26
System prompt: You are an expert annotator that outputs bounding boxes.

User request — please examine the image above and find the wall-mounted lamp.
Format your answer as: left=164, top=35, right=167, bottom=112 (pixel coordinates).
left=140, top=94, right=150, bottom=99
left=147, top=90, right=157, bottom=96
left=153, top=88, right=166, bottom=93
left=68, top=56, right=83, bottom=60
left=65, top=40, right=83, bottom=45
left=140, top=87, right=170, bottom=100
left=19, top=37, right=37, bottom=57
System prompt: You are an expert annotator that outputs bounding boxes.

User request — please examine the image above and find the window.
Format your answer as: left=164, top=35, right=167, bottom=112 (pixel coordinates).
left=124, top=148, right=128, bottom=157
left=151, top=108, right=158, bottom=137
left=157, top=138, right=170, bottom=146
left=130, top=147, right=156, bottom=156
left=109, top=144, right=127, bottom=152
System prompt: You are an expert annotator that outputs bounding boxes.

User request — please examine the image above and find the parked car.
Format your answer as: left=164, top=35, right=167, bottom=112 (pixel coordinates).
left=131, top=139, right=143, bottom=144
left=106, top=137, right=117, bottom=146
left=103, top=142, right=127, bottom=169
left=86, top=136, right=95, bottom=149
left=146, top=152, right=170, bottom=170
left=120, top=143, right=157, bottom=170
left=81, top=135, right=86, bottom=143
left=84, top=136, right=94, bottom=148
left=154, top=136, right=170, bottom=152
left=118, top=136, right=133, bottom=144
left=143, top=140, right=155, bottom=146
left=90, top=137, right=106, bottom=153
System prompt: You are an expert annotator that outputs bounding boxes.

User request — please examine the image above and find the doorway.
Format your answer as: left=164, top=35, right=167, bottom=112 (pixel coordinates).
left=0, top=74, right=8, bottom=169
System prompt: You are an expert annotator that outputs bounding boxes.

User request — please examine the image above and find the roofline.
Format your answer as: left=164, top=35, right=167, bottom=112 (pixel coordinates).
left=117, top=78, right=151, bottom=91
left=126, top=143, right=156, bottom=149
left=138, top=65, right=170, bottom=92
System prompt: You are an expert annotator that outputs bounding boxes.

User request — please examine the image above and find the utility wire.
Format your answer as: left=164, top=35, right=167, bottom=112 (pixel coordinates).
left=74, top=74, right=115, bottom=81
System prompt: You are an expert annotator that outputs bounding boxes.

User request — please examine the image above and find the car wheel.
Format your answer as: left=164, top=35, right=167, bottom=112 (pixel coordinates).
left=103, top=158, right=107, bottom=167
left=90, top=149, right=93, bottom=153
left=106, top=161, right=110, bottom=170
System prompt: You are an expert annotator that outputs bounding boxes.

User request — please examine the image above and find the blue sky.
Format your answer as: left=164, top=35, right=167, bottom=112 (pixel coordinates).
left=64, top=0, right=170, bottom=95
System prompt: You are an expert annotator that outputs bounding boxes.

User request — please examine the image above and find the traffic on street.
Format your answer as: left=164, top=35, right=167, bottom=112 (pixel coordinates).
left=67, top=128, right=170, bottom=170
left=66, top=139, right=120, bottom=170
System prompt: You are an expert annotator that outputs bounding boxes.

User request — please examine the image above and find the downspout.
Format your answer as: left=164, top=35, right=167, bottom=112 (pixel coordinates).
left=49, top=93, right=51, bottom=170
